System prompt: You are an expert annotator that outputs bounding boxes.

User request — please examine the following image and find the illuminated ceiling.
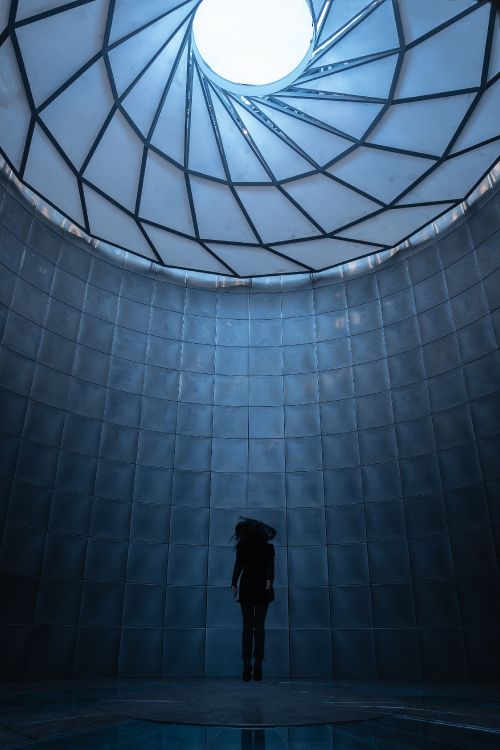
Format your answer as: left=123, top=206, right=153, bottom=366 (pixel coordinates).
left=192, top=0, right=315, bottom=90
left=0, top=0, right=499, bottom=276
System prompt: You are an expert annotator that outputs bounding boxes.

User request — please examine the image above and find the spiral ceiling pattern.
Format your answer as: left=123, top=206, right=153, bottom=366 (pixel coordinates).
left=0, top=0, right=499, bottom=276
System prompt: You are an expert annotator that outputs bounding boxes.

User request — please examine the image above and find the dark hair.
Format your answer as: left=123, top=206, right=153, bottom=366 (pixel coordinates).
left=232, top=516, right=276, bottom=546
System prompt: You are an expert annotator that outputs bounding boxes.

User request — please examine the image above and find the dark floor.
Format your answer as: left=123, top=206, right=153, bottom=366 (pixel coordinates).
left=0, top=679, right=499, bottom=749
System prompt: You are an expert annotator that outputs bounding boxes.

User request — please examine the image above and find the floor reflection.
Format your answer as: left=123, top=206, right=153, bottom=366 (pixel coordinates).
left=2, top=681, right=500, bottom=750
left=241, top=728, right=266, bottom=750
left=11, top=717, right=500, bottom=750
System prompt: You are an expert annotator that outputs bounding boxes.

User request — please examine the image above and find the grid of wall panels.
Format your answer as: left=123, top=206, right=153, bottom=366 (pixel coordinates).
left=0, top=173, right=499, bottom=680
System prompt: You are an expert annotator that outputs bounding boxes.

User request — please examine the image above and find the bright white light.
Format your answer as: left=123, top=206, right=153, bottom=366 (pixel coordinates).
left=193, top=0, right=314, bottom=87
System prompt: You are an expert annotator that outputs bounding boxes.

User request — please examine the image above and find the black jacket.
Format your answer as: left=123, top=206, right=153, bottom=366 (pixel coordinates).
left=231, top=541, right=275, bottom=604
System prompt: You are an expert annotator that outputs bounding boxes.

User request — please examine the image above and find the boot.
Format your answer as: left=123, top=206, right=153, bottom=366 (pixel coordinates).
left=253, top=658, right=262, bottom=681
left=242, top=659, right=252, bottom=681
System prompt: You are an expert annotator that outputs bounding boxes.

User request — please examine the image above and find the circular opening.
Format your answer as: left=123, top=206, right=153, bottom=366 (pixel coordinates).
left=192, top=0, right=314, bottom=88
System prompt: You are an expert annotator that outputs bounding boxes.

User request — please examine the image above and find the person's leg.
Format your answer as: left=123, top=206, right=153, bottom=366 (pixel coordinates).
left=241, top=729, right=253, bottom=750
left=240, top=602, right=255, bottom=661
left=253, top=602, right=269, bottom=661
left=240, top=602, right=254, bottom=680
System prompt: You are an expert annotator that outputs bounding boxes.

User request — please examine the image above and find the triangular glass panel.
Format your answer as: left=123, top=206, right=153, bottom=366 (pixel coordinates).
left=399, top=141, right=500, bottom=204
left=277, top=96, right=383, bottom=140
left=190, top=176, right=257, bottom=242
left=17, top=0, right=87, bottom=21
left=235, top=185, right=319, bottom=244
left=368, top=94, right=476, bottom=155
left=122, top=22, right=188, bottom=137
left=84, top=110, right=143, bottom=212
left=396, top=4, right=489, bottom=98
left=303, top=53, right=398, bottom=100
left=338, top=203, right=454, bottom=245
left=208, top=93, right=271, bottom=182
left=0, top=2, right=7, bottom=33
left=140, top=150, right=195, bottom=235
left=144, top=224, right=230, bottom=273
left=108, top=2, right=195, bottom=96
left=150, top=44, right=189, bottom=166
left=25, top=124, right=84, bottom=227
left=271, top=237, right=380, bottom=270
left=451, top=82, right=500, bottom=153
left=397, top=0, right=475, bottom=45
left=206, top=243, right=305, bottom=277
left=488, top=17, right=500, bottom=81
left=16, top=0, right=108, bottom=106
left=284, top=173, right=379, bottom=233
left=40, top=58, right=114, bottom=170
left=110, top=0, right=194, bottom=44
left=0, top=38, right=31, bottom=170
left=84, top=185, right=157, bottom=258
left=331, top=146, right=432, bottom=203
left=317, top=0, right=376, bottom=47
left=257, top=102, right=351, bottom=166
left=316, top=0, right=399, bottom=67
left=232, top=100, right=314, bottom=180
left=188, top=68, right=226, bottom=179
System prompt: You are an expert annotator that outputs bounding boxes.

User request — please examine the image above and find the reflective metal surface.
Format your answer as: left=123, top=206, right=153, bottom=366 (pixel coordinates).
left=0, top=154, right=498, bottom=287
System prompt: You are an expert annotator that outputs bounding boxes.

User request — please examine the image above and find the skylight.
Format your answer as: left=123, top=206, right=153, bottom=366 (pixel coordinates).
left=192, top=0, right=314, bottom=89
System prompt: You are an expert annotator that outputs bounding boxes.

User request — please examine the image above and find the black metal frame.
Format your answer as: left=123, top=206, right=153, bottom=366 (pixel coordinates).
left=1, top=0, right=498, bottom=276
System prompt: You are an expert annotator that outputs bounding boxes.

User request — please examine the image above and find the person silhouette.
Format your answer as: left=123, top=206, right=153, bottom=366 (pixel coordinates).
left=230, top=517, right=276, bottom=681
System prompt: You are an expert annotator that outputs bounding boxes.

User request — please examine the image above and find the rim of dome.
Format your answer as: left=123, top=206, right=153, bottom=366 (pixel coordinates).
left=2, top=155, right=498, bottom=285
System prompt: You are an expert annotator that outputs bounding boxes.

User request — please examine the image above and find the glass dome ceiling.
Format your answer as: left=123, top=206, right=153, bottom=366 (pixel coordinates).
left=0, top=0, right=498, bottom=277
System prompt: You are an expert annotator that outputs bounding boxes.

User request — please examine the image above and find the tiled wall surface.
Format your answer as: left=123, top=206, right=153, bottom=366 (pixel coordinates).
left=0, top=174, right=499, bottom=680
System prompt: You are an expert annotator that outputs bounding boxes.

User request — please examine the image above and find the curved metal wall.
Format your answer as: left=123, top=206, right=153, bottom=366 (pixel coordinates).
left=0, top=173, right=499, bottom=680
